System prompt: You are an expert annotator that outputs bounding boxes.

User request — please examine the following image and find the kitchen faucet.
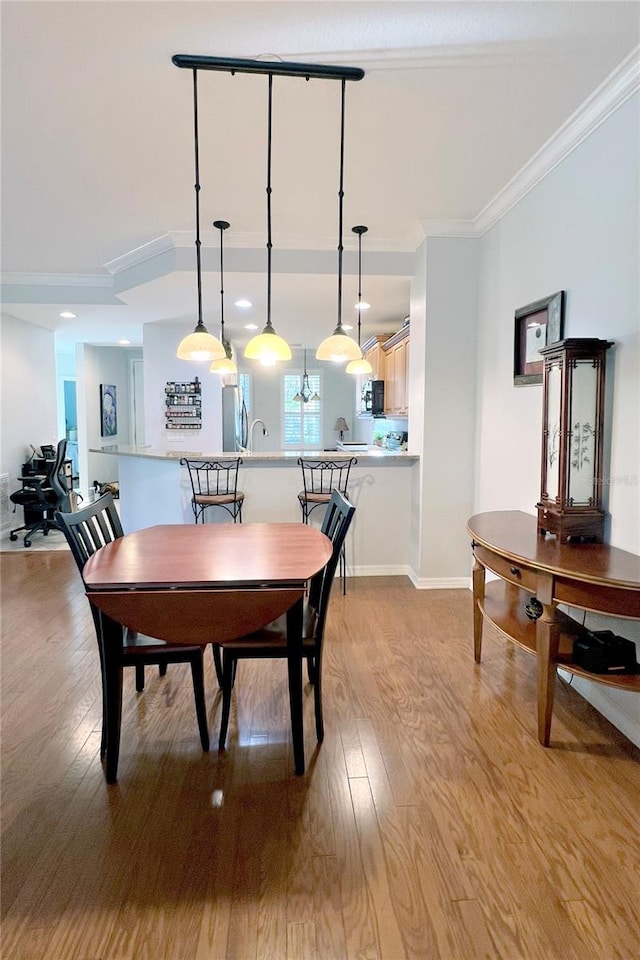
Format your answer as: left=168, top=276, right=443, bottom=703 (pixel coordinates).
left=247, top=418, right=269, bottom=453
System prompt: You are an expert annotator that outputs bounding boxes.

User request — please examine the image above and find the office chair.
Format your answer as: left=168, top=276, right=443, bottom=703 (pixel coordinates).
left=55, top=493, right=209, bottom=783
left=297, top=457, right=356, bottom=593
left=9, top=439, right=71, bottom=547
left=181, top=457, right=244, bottom=523
left=217, top=489, right=355, bottom=753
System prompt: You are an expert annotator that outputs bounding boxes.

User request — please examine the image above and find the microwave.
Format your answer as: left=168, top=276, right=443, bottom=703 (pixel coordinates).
left=362, top=379, right=384, bottom=416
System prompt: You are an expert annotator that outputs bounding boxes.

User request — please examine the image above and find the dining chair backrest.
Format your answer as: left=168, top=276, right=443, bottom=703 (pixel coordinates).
left=55, top=493, right=123, bottom=575
left=298, top=457, right=356, bottom=501
left=180, top=457, right=242, bottom=499
left=307, top=489, right=355, bottom=638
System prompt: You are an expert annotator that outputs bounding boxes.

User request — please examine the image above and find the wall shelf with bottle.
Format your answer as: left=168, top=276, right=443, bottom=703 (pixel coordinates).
left=165, top=377, right=202, bottom=430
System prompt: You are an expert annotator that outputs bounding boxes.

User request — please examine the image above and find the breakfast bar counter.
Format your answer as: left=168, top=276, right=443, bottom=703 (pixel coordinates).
left=91, top=444, right=419, bottom=577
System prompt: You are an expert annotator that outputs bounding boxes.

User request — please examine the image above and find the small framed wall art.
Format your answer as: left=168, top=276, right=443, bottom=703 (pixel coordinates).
left=513, top=290, right=565, bottom=386
left=100, top=383, right=118, bottom=437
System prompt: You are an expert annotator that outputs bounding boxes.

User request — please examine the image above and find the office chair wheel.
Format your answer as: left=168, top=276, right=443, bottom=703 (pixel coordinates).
left=10, top=532, right=17, bottom=541
left=24, top=539, right=32, bottom=547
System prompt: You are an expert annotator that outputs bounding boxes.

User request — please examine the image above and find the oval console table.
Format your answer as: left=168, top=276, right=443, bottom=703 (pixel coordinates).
left=467, top=511, right=640, bottom=746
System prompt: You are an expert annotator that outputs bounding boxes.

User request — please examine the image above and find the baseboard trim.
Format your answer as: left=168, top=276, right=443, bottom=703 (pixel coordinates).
left=349, top=564, right=414, bottom=578
left=408, top=574, right=472, bottom=590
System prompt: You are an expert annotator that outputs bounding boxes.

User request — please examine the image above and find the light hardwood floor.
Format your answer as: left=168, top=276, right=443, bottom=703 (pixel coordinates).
left=1, top=551, right=639, bottom=960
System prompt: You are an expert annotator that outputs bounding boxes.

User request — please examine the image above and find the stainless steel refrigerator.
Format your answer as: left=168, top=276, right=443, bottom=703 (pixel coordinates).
left=221, top=384, right=248, bottom=452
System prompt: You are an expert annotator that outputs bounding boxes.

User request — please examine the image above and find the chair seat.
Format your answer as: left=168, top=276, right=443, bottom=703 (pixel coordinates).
left=194, top=491, right=245, bottom=506
left=122, top=630, right=202, bottom=658
left=297, top=491, right=331, bottom=504
left=219, top=606, right=318, bottom=654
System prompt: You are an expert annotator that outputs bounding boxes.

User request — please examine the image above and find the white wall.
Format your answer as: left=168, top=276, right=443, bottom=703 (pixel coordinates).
left=0, top=314, right=58, bottom=483
left=474, top=92, right=639, bottom=743
left=77, top=344, right=137, bottom=490
left=413, top=237, right=480, bottom=584
left=142, top=322, right=223, bottom=452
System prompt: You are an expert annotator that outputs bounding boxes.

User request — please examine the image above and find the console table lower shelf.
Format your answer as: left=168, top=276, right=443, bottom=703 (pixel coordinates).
left=468, top=511, right=640, bottom=747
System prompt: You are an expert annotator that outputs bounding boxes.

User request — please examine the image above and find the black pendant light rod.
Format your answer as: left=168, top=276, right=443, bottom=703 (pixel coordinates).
left=192, top=69, right=205, bottom=331
left=266, top=73, right=274, bottom=332
left=336, top=78, right=346, bottom=332
left=352, top=224, right=368, bottom=346
left=173, top=54, right=364, bottom=82
left=213, top=219, right=230, bottom=340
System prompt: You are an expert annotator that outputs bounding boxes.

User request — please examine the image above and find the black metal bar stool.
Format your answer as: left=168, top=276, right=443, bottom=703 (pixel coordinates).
left=181, top=457, right=244, bottom=524
left=297, top=457, right=356, bottom=594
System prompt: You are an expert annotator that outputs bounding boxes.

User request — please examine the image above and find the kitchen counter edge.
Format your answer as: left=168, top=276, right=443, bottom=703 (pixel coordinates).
left=91, top=444, right=419, bottom=463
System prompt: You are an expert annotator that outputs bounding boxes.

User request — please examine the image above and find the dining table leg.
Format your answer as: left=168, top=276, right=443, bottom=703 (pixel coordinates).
left=98, top=611, right=124, bottom=784
left=286, top=595, right=305, bottom=775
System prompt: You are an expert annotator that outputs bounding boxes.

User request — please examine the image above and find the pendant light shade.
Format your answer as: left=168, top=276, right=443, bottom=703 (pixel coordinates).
left=346, top=224, right=373, bottom=375
left=177, top=70, right=226, bottom=363
left=210, top=220, right=238, bottom=375
left=244, top=74, right=292, bottom=365
left=316, top=328, right=362, bottom=363
left=316, top=79, right=362, bottom=365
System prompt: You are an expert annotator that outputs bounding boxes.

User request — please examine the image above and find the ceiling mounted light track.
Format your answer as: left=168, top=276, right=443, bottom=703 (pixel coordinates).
left=172, top=54, right=365, bottom=366
left=176, top=70, right=226, bottom=363
left=210, top=220, right=237, bottom=375
left=346, top=225, right=373, bottom=375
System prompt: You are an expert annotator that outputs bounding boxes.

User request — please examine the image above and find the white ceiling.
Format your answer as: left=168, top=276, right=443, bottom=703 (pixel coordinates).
left=1, top=1, right=638, bottom=350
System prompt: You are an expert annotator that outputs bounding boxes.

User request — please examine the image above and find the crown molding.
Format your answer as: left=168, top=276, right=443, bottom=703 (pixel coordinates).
left=474, top=45, right=640, bottom=235
left=0, top=272, right=112, bottom=287
left=419, top=219, right=481, bottom=239
left=104, top=233, right=175, bottom=275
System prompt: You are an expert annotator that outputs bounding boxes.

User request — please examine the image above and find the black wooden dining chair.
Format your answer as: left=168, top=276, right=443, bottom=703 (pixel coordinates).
left=297, top=457, right=356, bottom=593
left=217, top=489, right=355, bottom=753
left=55, top=493, right=209, bottom=783
left=181, top=457, right=244, bottom=523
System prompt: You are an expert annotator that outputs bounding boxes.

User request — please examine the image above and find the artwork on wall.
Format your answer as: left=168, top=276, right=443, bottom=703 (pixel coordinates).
left=513, top=290, right=565, bottom=385
left=100, top=383, right=118, bottom=437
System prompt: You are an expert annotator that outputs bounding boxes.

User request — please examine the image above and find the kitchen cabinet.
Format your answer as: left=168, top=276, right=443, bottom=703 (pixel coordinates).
left=361, top=334, right=391, bottom=381
left=382, top=325, right=410, bottom=416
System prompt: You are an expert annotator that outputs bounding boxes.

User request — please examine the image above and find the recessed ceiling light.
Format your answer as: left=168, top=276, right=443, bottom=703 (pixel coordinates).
left=355, top=302, right=371, bottom=311
left=118, top=339, right=131, bottom=345
left=59, top=310, right=77, bottom=319
left=342, top=323, right=354, bottom=331
left=235, top=299, right=253, bottom=308
left=244, top=322, right=259, bottom=331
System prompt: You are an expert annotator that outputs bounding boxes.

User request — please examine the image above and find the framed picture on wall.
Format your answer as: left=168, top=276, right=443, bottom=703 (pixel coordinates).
left=100, top=383, right=118, bottom=437
left=513, top=291, right=565, bottom=385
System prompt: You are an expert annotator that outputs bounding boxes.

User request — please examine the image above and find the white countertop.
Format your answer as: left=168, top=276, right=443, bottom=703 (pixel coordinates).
left=91, top=444, right=418, bottom=463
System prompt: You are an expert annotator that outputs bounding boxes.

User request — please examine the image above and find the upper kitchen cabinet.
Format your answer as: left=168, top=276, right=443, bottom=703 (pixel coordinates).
left=383, top=324, right=410, bottom=417
left=362, top=334, right=391, bottom=381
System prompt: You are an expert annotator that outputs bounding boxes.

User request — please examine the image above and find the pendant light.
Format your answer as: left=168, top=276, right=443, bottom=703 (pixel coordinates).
left=346, top=224, right=373, bottom=375
left=210, top=220, right=237, bottom=375
left=244, top=74, right=292, bottom=366
left=316, top=79, right=362, bottom=365
left=177, top=70, right=226, bottom=363
left=293, top=349, right=321, bottom=403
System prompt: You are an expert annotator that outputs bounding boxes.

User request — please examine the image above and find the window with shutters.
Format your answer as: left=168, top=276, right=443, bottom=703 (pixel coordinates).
left=283, top=373, right=322, bottom=447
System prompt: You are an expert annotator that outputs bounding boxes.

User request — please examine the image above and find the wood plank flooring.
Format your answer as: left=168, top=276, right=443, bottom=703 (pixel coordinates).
left=1, top=551, right=639, bottom=960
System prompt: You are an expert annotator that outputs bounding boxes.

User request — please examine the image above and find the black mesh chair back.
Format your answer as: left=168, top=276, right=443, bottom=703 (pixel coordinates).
left=9, top=438, right=70, bottom=546
left=181, top=457, right=244, bottom=523
left=217, top=489, right=356, bottom=751
left=55, top=493, right=209, bottom=783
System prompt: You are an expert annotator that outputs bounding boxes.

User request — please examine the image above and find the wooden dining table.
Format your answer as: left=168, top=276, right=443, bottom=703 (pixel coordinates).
left=82, top=522, right=333, bottom=776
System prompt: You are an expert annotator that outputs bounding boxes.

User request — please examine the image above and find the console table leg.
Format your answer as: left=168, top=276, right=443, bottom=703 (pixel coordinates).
left=472, top=558, right=485, bottom=662
left=536, top=580, right=559, bottom=746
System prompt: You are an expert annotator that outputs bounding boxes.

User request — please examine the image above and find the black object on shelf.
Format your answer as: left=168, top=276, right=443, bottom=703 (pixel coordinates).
left=573, top=630, right=639, bottom=675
